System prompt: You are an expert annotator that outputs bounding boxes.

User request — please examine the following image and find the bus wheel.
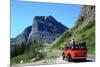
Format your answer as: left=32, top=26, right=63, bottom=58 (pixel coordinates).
left=67, top=54, right=72, bottom=62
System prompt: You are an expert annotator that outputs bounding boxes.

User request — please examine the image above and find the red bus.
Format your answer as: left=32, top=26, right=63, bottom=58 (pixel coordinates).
left=62, top=42, right=87, bottom=62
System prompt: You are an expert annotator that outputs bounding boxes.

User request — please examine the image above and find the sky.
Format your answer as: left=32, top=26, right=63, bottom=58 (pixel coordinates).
left=11, top=0, right=82, bottom=38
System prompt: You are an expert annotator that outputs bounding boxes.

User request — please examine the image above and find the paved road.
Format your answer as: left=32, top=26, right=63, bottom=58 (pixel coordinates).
left=87, top=54, right=95, bottom=62
left=11, top=54, right=95, bottom=67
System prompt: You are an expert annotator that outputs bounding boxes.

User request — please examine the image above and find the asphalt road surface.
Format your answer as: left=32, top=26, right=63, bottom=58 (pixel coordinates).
left=11, top=54, right=95, bottom=67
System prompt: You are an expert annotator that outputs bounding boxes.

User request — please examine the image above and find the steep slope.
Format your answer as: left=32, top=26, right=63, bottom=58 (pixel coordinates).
left=49, top=5, right=95, bottom=54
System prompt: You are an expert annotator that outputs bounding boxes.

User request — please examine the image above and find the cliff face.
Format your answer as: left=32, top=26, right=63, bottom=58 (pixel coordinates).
left=76, top=5, right=95, bottom=25
left=11, top=16, right=68, bottom=46
left=28, top=16, right=68, bottom=44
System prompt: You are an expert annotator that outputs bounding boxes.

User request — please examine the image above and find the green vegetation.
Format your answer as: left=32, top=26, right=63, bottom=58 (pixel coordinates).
left=49, top=15, right=95, bottom=55
left=11, top=5, right=95, bottom=65
left=43, top=49, right=61, bottom=60
left=11, top=41, right=46, bottom=64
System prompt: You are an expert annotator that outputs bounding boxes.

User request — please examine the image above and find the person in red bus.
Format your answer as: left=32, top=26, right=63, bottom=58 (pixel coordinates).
left=62, top=40, right=87, bottom=62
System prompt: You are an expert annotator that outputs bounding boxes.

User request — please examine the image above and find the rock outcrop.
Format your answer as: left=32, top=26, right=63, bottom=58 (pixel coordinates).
left=28, top=16, right=68, bottom=44
left=76, top=5, right=95, bottom=25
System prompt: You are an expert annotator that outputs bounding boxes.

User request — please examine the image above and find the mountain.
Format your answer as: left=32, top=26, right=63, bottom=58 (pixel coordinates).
left=10, top=16, right=68, bottom=57
left=11, top=16, right=68, bottom=46
left=49, top=5, right=95, bottom=54
left=10, top=26, right=32, bottom=46
left=28, top=16, right=68, bottom=44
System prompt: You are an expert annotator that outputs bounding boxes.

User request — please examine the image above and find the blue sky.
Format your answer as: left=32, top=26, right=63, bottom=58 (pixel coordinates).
left=11, top=0, right=82, bottom=38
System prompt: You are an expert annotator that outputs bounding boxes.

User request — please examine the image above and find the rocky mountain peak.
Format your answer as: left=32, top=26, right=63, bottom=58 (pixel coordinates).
left=11, top=16, right=68, bottom=46
left=28, top=16, right=68, bottom=44
left=34, top=16, right=45, bottom=22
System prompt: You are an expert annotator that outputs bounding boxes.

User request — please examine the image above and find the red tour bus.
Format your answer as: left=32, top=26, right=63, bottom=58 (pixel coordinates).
left=62, top=41, right=87, bottom=62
